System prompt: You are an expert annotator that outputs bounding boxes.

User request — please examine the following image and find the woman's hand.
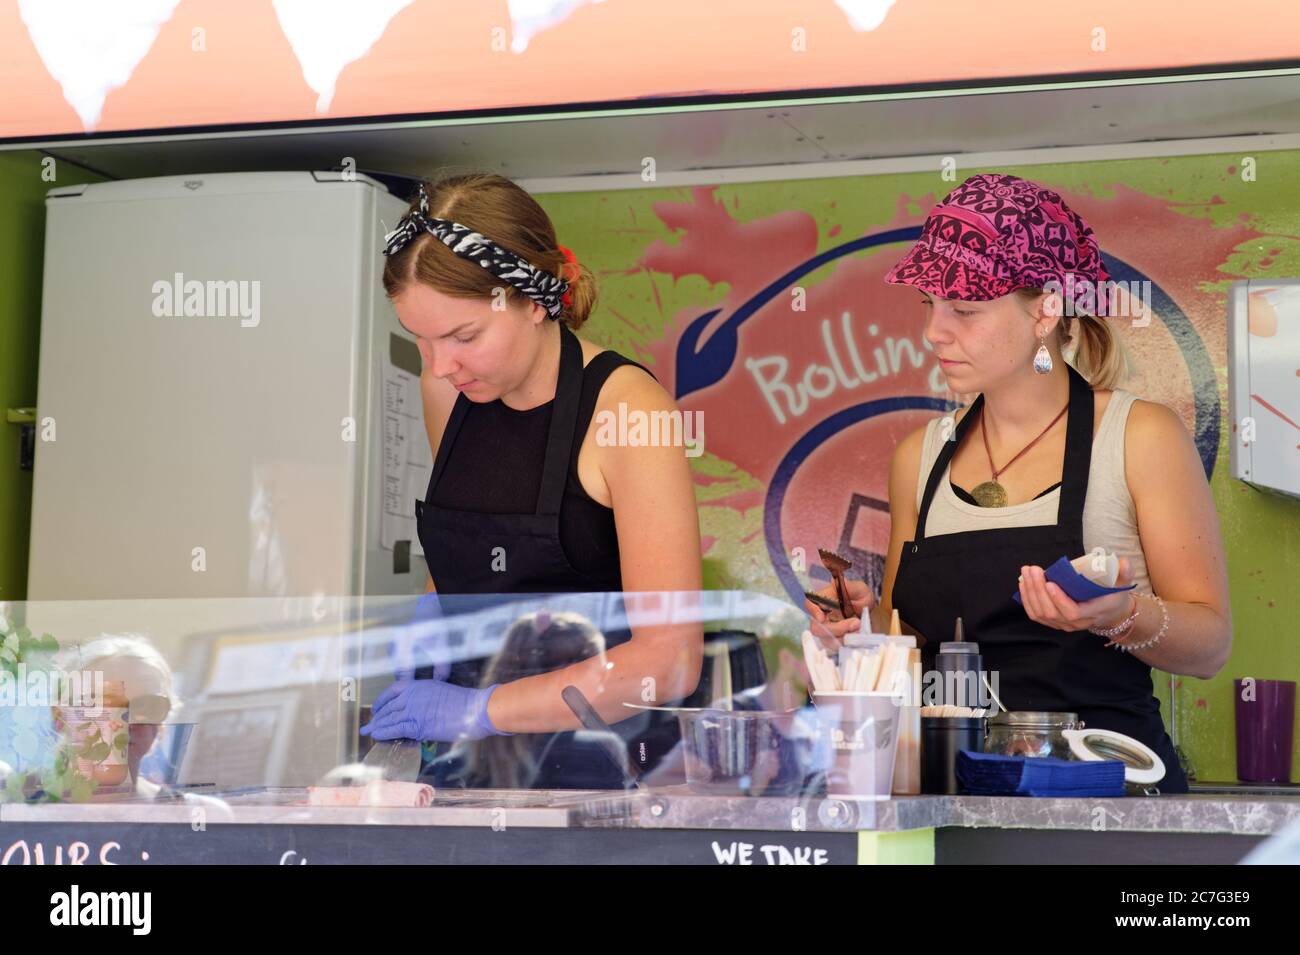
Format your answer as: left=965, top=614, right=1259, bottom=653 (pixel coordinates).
left=1018, top=557, right=1136, bottom=633
left=361, top=679, right=510, bottom=742
left=804, top=579, right=876, bottom=650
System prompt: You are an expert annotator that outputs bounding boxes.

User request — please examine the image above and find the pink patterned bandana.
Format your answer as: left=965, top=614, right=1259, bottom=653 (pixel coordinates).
left=884, top=174, right=1110, bottom=311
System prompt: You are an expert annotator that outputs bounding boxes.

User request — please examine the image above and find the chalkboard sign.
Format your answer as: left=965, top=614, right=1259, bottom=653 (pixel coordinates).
left=0, top=822, right=857, bottom=865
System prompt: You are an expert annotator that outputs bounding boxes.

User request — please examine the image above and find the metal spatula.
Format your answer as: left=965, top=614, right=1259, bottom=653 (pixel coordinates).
left=359, top=739, right=423, bottom=782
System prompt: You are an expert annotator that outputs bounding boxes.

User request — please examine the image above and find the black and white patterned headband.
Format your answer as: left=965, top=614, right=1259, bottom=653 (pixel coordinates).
left=382, top=183, right=570, bottom=320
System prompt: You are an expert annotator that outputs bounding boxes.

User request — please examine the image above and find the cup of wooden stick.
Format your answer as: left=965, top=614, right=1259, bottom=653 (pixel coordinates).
left=801, top=630, right=908, bottom=799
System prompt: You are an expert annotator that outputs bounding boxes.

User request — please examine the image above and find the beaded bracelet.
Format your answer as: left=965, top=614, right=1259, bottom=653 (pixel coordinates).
left=1109, top=594, right=1169, bottom=652
left=1088, top=593, right=1139, bottom=638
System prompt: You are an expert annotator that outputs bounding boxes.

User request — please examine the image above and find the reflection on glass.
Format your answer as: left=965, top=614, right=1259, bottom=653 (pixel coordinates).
left=1, top=591, right=842, bottom=811
left=436, top=610, right=606, bottom=789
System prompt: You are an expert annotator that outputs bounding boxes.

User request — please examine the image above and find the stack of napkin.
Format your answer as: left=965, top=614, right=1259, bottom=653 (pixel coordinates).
left=956, top=750, right=1125, bottom=797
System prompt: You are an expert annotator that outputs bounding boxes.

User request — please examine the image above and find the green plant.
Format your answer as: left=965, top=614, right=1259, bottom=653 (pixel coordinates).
left=0, top=616, right=59, bottom=676
left=0, top=609, right=99, bottom=803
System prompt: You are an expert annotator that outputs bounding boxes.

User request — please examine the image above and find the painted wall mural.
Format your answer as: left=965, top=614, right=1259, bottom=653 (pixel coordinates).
left=559, top=172, right=1229, bottom=601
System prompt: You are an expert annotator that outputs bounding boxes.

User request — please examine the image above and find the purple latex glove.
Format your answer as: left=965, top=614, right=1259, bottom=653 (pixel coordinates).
left=360, top=680, right=510, bottom=742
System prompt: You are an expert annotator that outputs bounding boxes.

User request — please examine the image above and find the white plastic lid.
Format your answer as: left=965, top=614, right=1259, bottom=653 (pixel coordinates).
left=1062, top=728, right=1166, bottom=785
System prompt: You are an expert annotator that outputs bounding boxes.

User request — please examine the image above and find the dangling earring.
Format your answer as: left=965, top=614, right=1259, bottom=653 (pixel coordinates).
left=1033, top=326, right=1053, bottom=374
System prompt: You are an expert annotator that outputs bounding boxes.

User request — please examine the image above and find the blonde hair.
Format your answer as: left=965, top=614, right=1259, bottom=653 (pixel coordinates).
left=382, top=172, right=596, bottom=331
left=1014, top=288, right=1128, bottom=391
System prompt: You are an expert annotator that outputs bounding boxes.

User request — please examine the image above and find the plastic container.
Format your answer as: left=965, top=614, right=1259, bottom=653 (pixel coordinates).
left=676, top=708, right=815, bottom=796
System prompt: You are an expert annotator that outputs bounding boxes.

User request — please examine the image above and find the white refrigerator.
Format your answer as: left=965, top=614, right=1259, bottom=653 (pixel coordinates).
left=24, top=171, right=443, bottom=786
left=28, top=170, right=431, bottom=603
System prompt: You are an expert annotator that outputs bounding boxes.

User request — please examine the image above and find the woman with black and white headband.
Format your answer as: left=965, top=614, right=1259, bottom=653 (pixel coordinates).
left=361, top=173, right=702, bottom=764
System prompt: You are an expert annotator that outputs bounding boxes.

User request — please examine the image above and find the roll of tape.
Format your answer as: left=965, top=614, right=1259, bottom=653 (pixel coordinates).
left=1062, top=728, right=1165, bottom=785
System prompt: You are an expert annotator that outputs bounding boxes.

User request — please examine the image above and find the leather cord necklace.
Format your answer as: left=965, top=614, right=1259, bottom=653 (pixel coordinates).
left=970, top=401, right=1070, bottom=507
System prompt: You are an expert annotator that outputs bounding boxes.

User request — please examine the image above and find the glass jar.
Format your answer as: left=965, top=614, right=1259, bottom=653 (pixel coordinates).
left=983, top=711, right=1083, bottom=759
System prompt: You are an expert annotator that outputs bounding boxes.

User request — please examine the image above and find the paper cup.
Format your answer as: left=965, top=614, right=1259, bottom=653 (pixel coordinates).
left=812, top=692, right=900, bottom=800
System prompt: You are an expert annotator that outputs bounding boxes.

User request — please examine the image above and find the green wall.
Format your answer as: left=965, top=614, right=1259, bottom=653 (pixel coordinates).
left=0, top=151, right=104, bottom=600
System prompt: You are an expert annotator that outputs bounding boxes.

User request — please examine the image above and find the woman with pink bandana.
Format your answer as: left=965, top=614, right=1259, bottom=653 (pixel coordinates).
left=808, top=174, right=1232, bottom=794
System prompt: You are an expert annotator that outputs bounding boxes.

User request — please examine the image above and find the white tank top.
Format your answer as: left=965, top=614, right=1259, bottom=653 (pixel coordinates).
left=914, top=388, right=1151, bottom=595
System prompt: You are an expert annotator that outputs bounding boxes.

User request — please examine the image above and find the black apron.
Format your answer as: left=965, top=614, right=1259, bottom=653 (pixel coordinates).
left=412, top=321, right=637, bottom=789
left=416, top=321, right=623, bottom=595
left=891, top=363, right=1187, bottom=793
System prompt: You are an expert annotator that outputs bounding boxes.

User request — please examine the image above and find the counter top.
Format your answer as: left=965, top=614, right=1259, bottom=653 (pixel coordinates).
left=4, top=787, right=1298, bottom=837
left=577, top=790, right=1300, bottom=836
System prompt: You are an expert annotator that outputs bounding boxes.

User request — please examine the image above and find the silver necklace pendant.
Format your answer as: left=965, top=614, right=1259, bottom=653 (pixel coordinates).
left=971, top=480, right=1009, bottom=507
left=1033, top=343, right=1053, bottom=374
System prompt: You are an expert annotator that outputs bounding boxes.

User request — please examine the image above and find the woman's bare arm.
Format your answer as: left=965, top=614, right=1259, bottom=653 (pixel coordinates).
left=1114, top=399, right=1232, bottom=678
left=486, top=366, right=704, bottom=732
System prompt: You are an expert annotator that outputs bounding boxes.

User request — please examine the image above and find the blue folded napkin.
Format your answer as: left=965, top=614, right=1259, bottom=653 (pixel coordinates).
left=1012, top=554, right=1136, bottom=606
left=956, top=750, right=1126, bottom=797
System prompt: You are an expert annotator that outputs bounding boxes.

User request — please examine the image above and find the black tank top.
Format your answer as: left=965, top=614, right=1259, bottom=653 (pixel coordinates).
left=428, top=349, right=656, bottom=576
